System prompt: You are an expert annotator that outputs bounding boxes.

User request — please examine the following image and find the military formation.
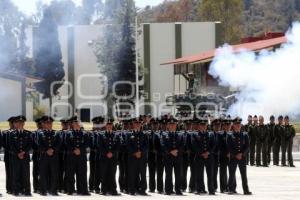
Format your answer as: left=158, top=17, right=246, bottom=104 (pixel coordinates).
left=245, top=115, right=296, bottom=167
left=0, top=113, right=296, bottom=197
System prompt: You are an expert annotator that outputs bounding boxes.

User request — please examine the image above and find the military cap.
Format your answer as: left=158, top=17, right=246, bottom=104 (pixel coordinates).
left=60, top=118, right=69, bottom=124
left=69, top=116, right=79, bottom=123
left=150, top=118, right=159, bottom=124
left=132, top=118, right=143, bottom=123
left=167, top=117, right=178, bottom=124
left=222, top=118, right=232, bottom=124
left=211, top=118, right=222, bottom=124
left=14, top=115, right=26, bottom=122
left=159, top=118, right=168, bottom=124
left=92, top=116, right=105, bottom=123
left=232, top=117, right=242, bottom=124
left=40, top=115, right=54, bottom=122
left=106, top=118, right=114, bottom=124
left=122, top=119, right=131, bottom=124
left=34, top=117, right=41, bottom=124
left=7, top=116, right=15, bottom=122
left=199, top=118, right=208, bottom=124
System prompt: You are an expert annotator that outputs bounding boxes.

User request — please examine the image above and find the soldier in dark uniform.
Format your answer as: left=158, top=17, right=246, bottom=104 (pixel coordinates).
left=57, top=119, right=70, bottom=193
left=191, top=118, right=215, bottom=195
left=2, top=116, right=15, bottom=194
left=147, top=118, right=160, bottom=193
left=256, top=116, right=269, bottom=167
left=97, top=118, right=121, bottom=195
left=248, top=115, right=258, bottom=166
left=161, top=117, right=183, bottom=195
left=32, top=117, right=42, bottom=193
left=243, top=115, right=252, bottom=165
left=89, top=116, right=103, bottom=193
left=127, top=118, right=149, bottom=195
left=282, top=116, right=296, bottom=167
left=227, top=117, right=252, bottom=195
left=211, top=118, right=221, bottom=193
left=267, top=116, right=276, bottom=165
left=273, top=116, right=284, bottom=166
left=181, top=118, right=191, bottom=193
left=219, top=118, right=231, bottom=193
left=118, top=118, right=130, bottom=193
left=38, top=116, right=62, bottom=195
left=156, top=117, right=166, bottom=194
left=65, top=117, right=90, bottom=195
left=9, top=116, right=32, bottom=196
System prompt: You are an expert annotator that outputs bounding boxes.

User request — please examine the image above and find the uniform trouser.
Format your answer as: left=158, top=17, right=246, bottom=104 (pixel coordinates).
left=228, top=157, right=249, bottom=193
left=118, top=152, right=128, bottom=192
left=249, top=139, right=256, bottom=165
left=219, top=155, right=229, bottom=192
left=273, top=139, right=281, bottom=165
left=267, top=140, right=274, bottom=164
left=181, top=152, right=189, bottom=191
left=281, top=140, right=288, bottom=165
left=89, top=152, right=97, bottom=191
left=128, top=155, right=147, bottom=193
left=39, top=155, right=59, bottom=193
left=189, top=152, right=196, bottom=192
left=66, top=155, right=88, bottom=194
left=156, top=154, right=164, bottom=192
left=194, top=155, right=214, bottom=193
left=100, top=157, right=117, bottom=193
left=32, top=153, right=40, bottom=192
left=212, top=154, right=219, bottom=191
left=148, top=152, right=156, bottom=191
left=58, top=152, right=65, bottom=191
left=10, top=155, right=31, bottom=194
left=94, top=155, right=102, bottom=192
left=287, top=139, right=294, bottom=166
left=164, top=155, right=182, bottom=193
left=4, top=155, right=12, bottom=193
left=256, top=141, right=268, bottom=166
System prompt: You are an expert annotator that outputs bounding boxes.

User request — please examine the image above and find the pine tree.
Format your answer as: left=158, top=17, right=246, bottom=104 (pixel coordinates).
left=34, top=8, right=65, bottom=99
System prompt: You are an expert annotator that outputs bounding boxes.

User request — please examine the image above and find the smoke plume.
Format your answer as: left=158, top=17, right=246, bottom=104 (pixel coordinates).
left=209, top=22, right=300, bottom=121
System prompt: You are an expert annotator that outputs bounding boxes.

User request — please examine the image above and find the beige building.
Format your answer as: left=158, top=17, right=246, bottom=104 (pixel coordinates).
left=139, top=22, right=223, bottom=116
left=26, top=25, right=105, bottom=121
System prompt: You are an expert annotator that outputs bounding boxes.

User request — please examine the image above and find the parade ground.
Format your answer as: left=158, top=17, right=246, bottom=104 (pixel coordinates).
left=0, top=162, right=298, bottom=199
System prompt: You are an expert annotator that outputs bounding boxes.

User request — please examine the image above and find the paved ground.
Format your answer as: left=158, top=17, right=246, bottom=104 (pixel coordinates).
left=0, top=162, right=299, bottom=199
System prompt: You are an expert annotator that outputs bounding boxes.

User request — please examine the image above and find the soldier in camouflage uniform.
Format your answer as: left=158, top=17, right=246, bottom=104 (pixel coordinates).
left=282, top=116, right=296, bottom=167
left=256, top=116, right=269, bottom=167
left=248, top=115, right=258, bottom=166
left=267, top=116, right=276, bottom=165
left=273, top=116, right=284, bottom=166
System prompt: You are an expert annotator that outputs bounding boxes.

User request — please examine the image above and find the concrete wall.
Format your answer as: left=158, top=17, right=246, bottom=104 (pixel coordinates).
left=0, top=77, right=22, bottom=121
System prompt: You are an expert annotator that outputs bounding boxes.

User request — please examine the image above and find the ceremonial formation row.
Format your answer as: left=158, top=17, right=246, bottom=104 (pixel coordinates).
left=1, top=114, right=294, bottom=196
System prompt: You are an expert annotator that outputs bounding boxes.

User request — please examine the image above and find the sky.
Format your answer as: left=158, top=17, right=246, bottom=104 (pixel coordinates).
left=12, top=0, right=164, bottom=15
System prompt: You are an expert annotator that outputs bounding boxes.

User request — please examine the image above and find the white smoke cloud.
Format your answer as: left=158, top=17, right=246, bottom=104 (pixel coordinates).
left=209, top=22, right=300, bottom=121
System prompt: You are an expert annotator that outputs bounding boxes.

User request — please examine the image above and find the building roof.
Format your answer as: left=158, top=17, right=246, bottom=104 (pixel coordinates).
left=161, top=36, right=287, bottom=66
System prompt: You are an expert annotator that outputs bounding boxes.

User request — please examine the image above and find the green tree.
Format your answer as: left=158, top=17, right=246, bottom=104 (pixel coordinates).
left=198, top=0, right=243, bottom=44
left=93, top=0, right=137, bottom=116
left=34, top=8, right=65, bottom=101
left=0, top=0, right=24, bottom=71
left=244, top=0, right=296, bottom=36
